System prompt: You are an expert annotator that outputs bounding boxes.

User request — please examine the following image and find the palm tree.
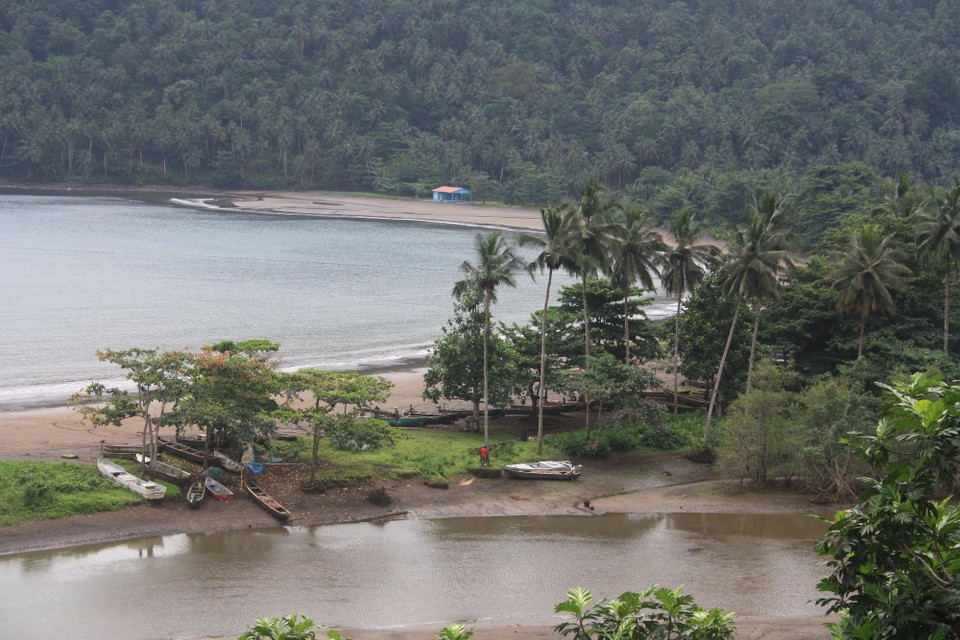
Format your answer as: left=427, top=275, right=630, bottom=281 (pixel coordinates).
left=453, top=231, right=526, bottom=445
left=831, top=224, right=911, bottom=359
left=570, top=178, right=619, bottom=434
left=610, top=204, right=665, bottom=363
left=916, top=179, right=960, bottom=354
left=661, top=208, right=719, bottom=414
left=517, top=204, right=580, bottom=453
left=743, top=192, right=793, bottom=392
left=703, top=205, right=792, bottom=446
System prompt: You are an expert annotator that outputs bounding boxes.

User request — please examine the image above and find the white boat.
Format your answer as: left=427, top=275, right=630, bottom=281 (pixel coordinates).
left=503, top=460, right=583, bottom=480
left=97, top=459, right=167, bottom=500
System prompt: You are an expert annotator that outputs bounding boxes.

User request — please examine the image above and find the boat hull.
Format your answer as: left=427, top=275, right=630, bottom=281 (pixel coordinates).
left=134, top=454, right=193, bottom=486
left=204, top=476, right=234, bottom=501
left=244, top=479, right=291, bottom=522
left=503, top=460, right=582, bottom=481
left=98, top=459, right=167, bottom=499
left=186, top=480, right=206, bottom=508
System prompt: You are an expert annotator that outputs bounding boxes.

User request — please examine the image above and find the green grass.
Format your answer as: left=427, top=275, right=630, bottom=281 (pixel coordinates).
left=291, top=424, right=566, bottom=484
left=0, top=459, right=183, bottom=527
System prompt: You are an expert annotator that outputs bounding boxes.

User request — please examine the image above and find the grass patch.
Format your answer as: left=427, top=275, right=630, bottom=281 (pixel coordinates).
left=0, top=460, right=145, bottom=526
left=290, top=425, right=566, bottom=484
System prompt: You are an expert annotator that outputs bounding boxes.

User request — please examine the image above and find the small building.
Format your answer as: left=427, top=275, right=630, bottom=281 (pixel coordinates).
left=432, top=185, right=471, bottom=202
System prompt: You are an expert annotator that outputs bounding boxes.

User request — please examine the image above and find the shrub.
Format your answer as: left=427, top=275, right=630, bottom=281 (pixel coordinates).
left=327, top=416, right=397, bottom=451
left=554, top=585, right=735, bottom=639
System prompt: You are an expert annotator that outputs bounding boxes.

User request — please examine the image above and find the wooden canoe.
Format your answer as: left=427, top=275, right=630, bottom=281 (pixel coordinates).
left=186, top=480, right=205, bottom=508
left=158, top=437, right=211, bottom=465
left=244, top=479, right=291, bottom=522
left=134, top=454, right=193, bottom=486
left=213, top=451, right=243, bottom=473
left=101, top=442, right=166, bottom=459
left=204, top=476, right=234, bottom=501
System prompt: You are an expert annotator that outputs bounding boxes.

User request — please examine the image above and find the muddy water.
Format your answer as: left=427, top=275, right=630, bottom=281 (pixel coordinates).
left=0, top=513, right=827, bottom=639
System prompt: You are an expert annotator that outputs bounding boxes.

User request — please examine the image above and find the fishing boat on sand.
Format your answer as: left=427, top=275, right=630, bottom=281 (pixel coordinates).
left=244, top=479, right=291, bottom=522
left=204, top=476, right=234, bottom=501
left=186, top=479, right=206, bottom=508
left=134, top=454, right=193, bottom=486
left=101, top=442, right=166, bottom=459
left=98, top=459, right=167, bottom=500
left=158, top=437, right=211, bottom=465
left=503, top=460, right=583, bottom=480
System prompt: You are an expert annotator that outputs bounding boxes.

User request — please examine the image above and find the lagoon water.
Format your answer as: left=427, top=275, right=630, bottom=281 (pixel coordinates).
left=0, top=513, right=826, bottom=639
left=0, top=190, right=675, bottom=409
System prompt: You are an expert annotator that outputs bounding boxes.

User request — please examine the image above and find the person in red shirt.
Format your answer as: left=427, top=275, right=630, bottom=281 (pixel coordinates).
left=479, top=445, right=489, bottom=466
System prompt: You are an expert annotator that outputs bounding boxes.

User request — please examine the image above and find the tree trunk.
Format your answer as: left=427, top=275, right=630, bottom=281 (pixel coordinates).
left=858, top=314, right=865, bottom=359
left=537, top=269, right=554, bottom=454
left=945, top=265, right=951, bottom=354
left=623, top=294, right=631, bottom=364
left=746, top=307, right=762, bottom=392
left=483, top=294, right=491, bottom=446
left=582, top=273, right=591, bottom=435
left=704, top=298, right=742, bottom=446
left=672, top=293, right=682, bottom=415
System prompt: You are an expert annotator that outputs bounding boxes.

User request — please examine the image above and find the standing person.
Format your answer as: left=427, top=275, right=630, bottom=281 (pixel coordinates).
left=480, top=445, right=489, bottom=466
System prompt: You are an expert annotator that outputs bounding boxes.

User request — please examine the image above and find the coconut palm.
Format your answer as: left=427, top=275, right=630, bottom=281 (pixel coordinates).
left=660, top=208, right=719, bottom=414
left=703, top=205, right=792, bottom=446
left=453, top=231, right=526, bottom=445
left=831, top=224, right=911, bottom=359
left=517, top=204, right=580, bottom=453
left=569, top=178, right=620, bottom=434
left=610, top=204, right=665, bottom=364
left=916, top=179, right=960, bottom=354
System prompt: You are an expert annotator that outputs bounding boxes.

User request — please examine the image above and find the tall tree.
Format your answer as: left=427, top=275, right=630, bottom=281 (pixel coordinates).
left=453, top=231, right=525, bottom=445
left=704, top=204, right=792, bottom=446
left=660, top=208, right=719, bottom=414
left=517, top=203, right=580, bottom=453
left=830, top=224, right=911, bottom=359
left=610, top=204, right=665, bottom=364
left=916, top=179, right=960, bottom=354
left=569, top=178, right=619, bottom=434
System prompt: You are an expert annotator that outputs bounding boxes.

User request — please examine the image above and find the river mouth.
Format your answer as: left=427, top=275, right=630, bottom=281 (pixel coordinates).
left=0, top=513, right=827, bottom=639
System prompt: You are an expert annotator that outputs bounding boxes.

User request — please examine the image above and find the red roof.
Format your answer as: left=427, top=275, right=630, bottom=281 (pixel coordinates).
left=432, top=185, right=465, bottom=193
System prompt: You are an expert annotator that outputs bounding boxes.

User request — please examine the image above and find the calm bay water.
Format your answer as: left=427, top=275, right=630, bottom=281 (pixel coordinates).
left=0, top=513, right=826, bottom=639
left=0, top=190, right=676, bottom=409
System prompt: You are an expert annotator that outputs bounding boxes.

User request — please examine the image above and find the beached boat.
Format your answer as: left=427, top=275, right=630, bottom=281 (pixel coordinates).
left=213, top=451, right=243, bottom=473
left=157, top=437, right=211, bottom=465
left=503, top=460, right=583, bottom=480
left=204, top=476, right=234, bottom=501
left=97, top=459, right=167, bottom=500
left=186, top=479, right=206, bottom=508
left=101, top=442, right=166, bottom=459
left=176, top=432, right=206, bottom=448
left=244, top=479, right=291, bottom=522
left=134, top=454, right=193, bottom=486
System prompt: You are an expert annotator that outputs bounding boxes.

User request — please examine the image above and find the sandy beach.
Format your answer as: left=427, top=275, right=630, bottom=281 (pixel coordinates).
left=0, top=189, right=828, bottom=638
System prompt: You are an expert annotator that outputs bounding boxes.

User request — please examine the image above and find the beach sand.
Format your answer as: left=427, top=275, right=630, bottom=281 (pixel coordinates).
left=223, top=191, right=547, bottom=231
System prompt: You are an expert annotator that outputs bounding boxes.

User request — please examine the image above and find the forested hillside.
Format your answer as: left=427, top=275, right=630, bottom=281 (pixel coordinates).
left=2, top=0, right=959, bottom=225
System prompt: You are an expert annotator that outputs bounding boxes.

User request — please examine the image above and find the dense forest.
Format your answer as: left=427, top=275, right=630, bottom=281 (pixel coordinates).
left=1, top=0, right=959, bottom=224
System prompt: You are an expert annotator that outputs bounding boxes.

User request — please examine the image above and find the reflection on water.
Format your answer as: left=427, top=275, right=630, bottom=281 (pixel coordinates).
left=0, top=514, right=827, bottom=639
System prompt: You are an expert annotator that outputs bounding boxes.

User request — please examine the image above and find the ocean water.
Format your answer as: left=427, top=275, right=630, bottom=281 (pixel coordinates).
left=0, top=190, right=674, bottom=409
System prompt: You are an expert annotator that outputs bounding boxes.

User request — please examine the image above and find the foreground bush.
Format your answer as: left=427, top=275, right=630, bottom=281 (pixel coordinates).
left=555, top=586, right=735, bottom=640
left=238, top=616, right=473, bottom=640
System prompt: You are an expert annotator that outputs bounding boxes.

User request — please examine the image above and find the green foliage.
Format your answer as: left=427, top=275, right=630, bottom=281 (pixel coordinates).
left=0, top=461, right=141, bottom=526
left=326, top=416, right=397, bottom=452
left=554, top=585, right=735, bottom=640
left=436, top=624, right=473, bottom=640
left=238, top=615, right=320, bottom=640
left=546, top=400, right=695, bottom=457
left=815, top=374, right=960, bottom=637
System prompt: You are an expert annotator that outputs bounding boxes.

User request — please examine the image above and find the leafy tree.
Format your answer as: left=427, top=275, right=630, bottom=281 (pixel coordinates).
left=916, top=178, right=960, bottom=354
left=518, top=203, right=581, bottom=452
left=830, top=224, right=911, bottom=359
left=556, top=353, right=659, bottom=424
left=423, top=292, right=516, bottom=424
left=661, top=208, right=720, bottom=413
left=69, top=348, right=191, bottom=479
left=815, top=374, right=960, bottom=638
left=452, top=231, right=525, bottom=445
